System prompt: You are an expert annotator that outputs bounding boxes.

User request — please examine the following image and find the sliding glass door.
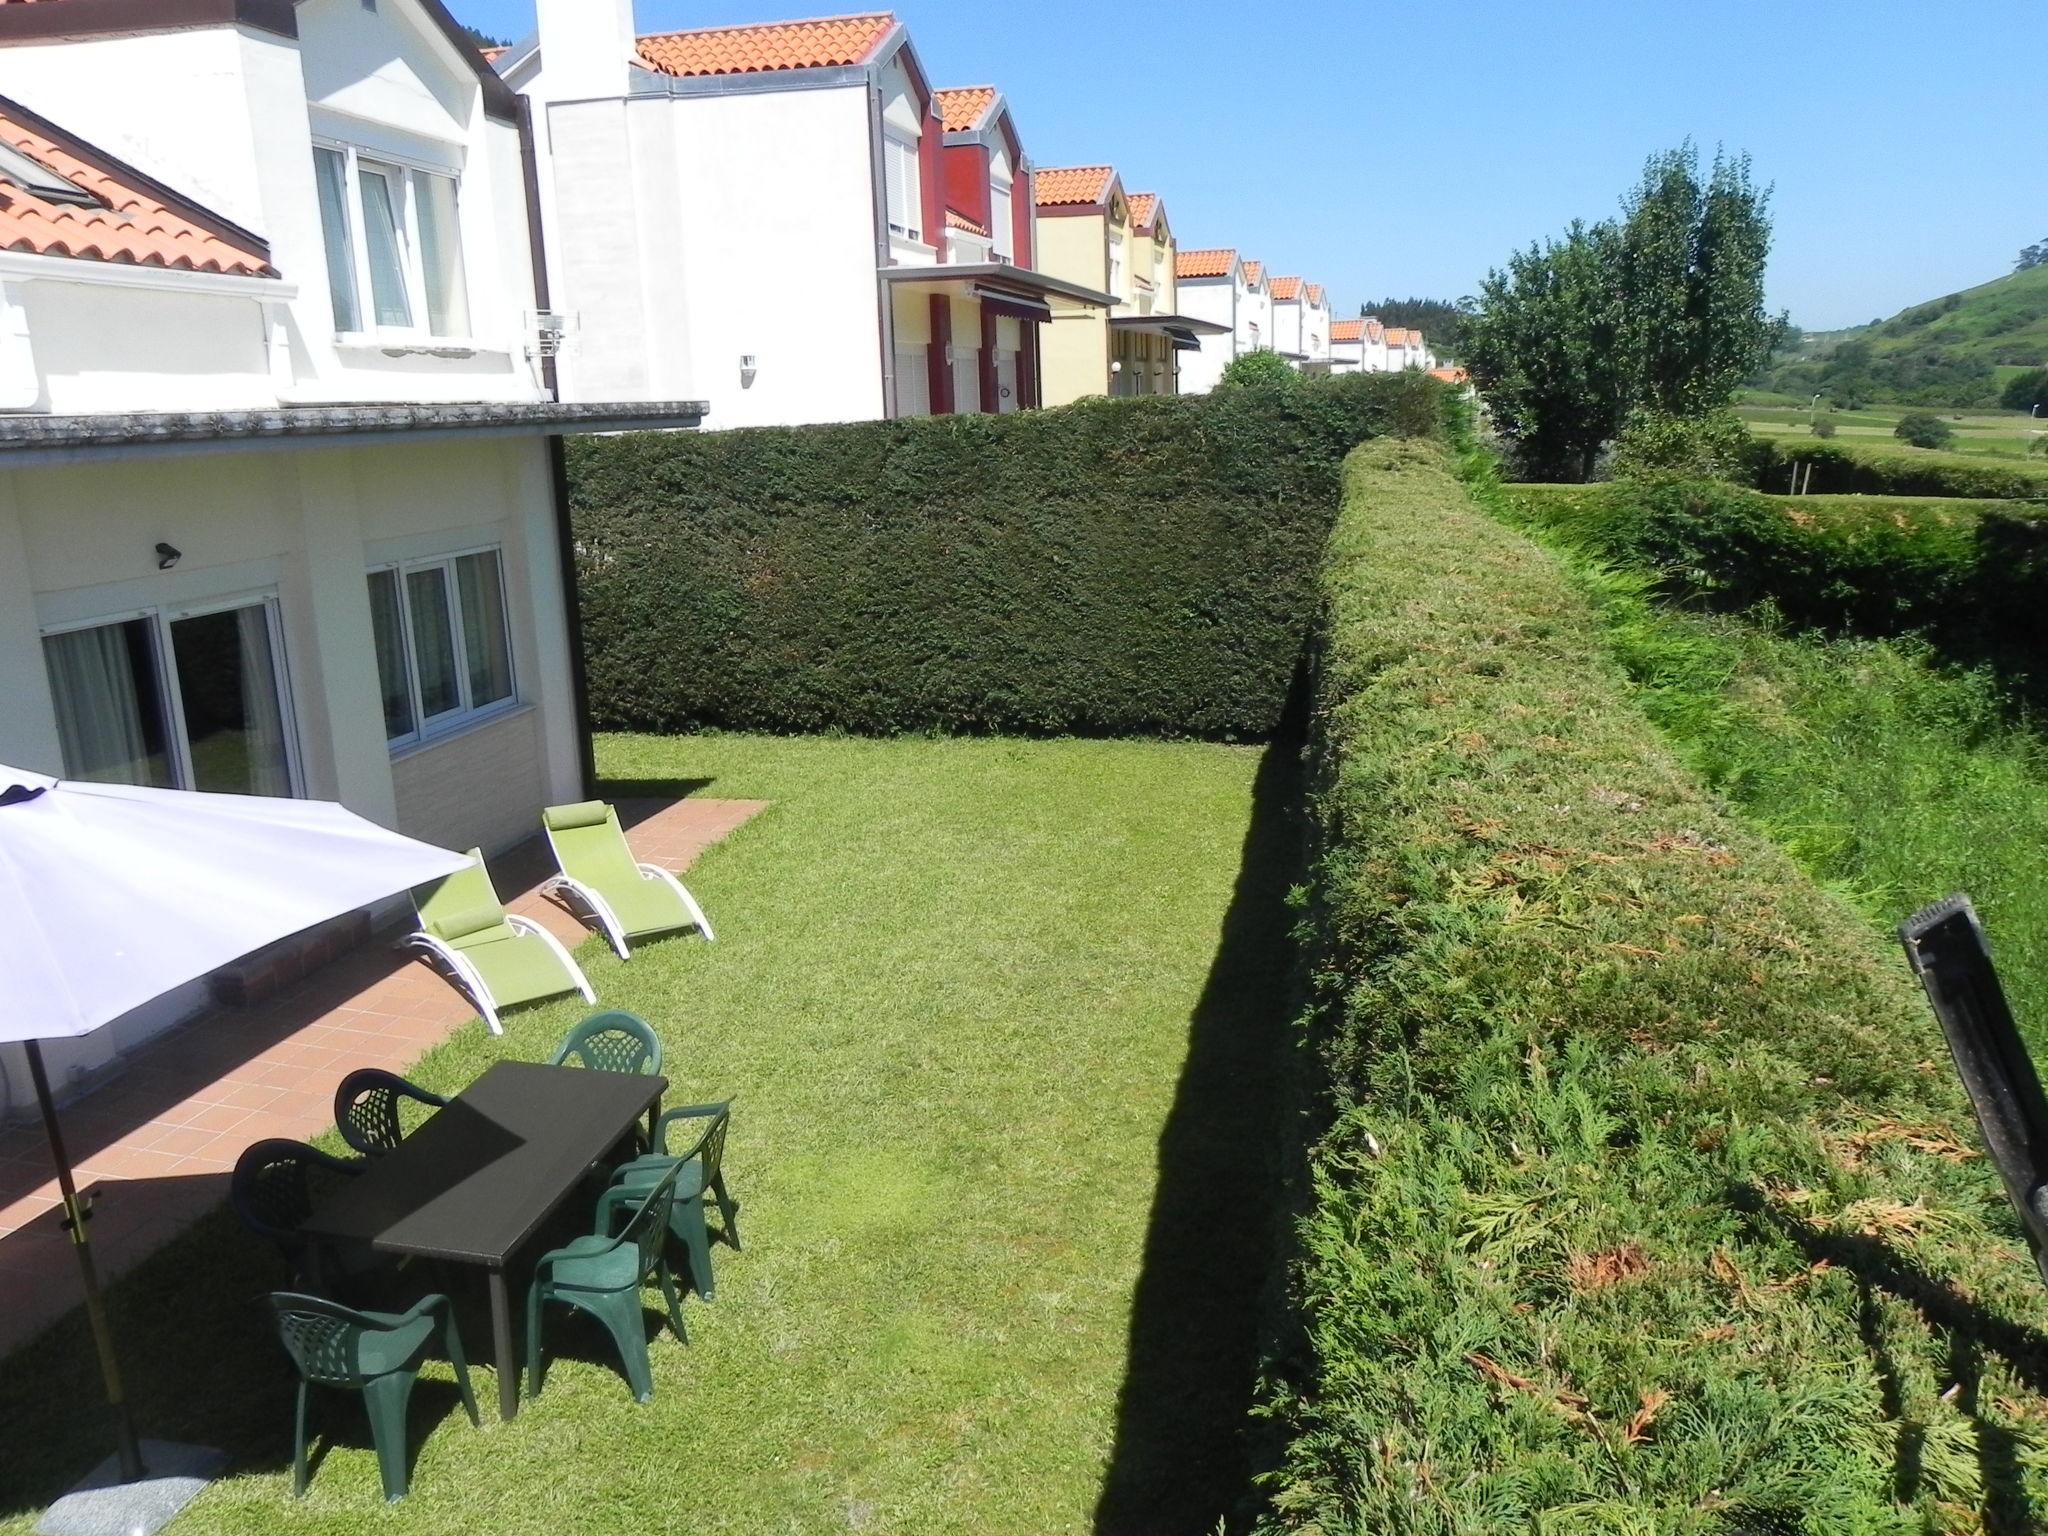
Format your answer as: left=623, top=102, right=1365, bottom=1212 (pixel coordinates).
left=42, top=598, right=298, bottom=797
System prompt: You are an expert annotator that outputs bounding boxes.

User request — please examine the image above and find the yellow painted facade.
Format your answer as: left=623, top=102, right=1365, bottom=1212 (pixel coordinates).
left=1036, top=176, right=1184, bottom=406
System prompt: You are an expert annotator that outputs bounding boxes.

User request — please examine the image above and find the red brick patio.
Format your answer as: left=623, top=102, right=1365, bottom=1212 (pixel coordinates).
left=0, top=796, right=764, bottom=1359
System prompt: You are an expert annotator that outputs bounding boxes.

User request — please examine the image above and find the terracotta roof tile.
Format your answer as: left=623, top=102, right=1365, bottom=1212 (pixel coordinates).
left=933, top=85, right=997, bottom=133
left=1126, top=192, right=1158, bottom=231
left=1429, top=366, right=1467, bottom=383
left=1269, top=274, right=1303, bottom=301
left=1176, top=247, right=1235, bottom=279
left=1330, top=318, right=1364, bottom=342
left=944, top=207, right=990, bottom=236
left=1032, top=165, right=1114, bottom=208
left=1242, top=259, right=1263, bottom=285
left=1305, top=281, right=1324, bottom=305
left=0, top=95, right=275, bottom=278
left=636, top=12, right=895, bottom=77
left=480, top=45, right=508, bottom=63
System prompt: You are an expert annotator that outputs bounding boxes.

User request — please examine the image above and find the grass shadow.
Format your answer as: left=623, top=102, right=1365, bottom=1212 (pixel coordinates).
left=1092, top=689, right=1307, bottom=1536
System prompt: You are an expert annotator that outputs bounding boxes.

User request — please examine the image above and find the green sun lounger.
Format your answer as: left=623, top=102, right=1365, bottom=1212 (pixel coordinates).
left=541, top=802, right=716, bottom=958
left=407, top=849, right=595, bottom=1034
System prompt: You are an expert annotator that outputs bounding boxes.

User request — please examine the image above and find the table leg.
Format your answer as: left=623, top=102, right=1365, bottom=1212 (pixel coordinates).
left=489, top=1266, right=518, bottom=1422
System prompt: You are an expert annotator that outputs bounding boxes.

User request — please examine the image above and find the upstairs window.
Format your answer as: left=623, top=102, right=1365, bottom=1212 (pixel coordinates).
left=313, top=143, right=471, bottom=340
left=1108, top=235, right=1125, bottom=300
left=883, top=132, right=922, bottom=244
left=990, top=178, right=1014, bottom=263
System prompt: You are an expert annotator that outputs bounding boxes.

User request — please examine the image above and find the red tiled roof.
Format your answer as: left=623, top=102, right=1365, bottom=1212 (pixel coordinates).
left=636, top=13, right=895, bottom=77
left=480, top=45, right=508, bottom=63
left=1176, top=247, right=1235, bottom=279
left=0, top=95, right=275, bottom=277
left=1364, top=319, right=1385, bottom=343
left=1330, top=318, right=1364, bottom=343
left=944, top=207, right=991, bottom=237
left=1385, top=328, right=1416, bottom=346
left=1305, top=281, right=1324, bottom=305
left=933, top=85, right=997, bottom=133
left=1429, top=366, right=1468, bottom=384
left=1033, top=165, right=1114, bottom=208
left=1242, top=259, right=1263, bottom=285
left=1127, top=192, right=1158, bottom=231
left=1269, top=274, right=1303, bottom=301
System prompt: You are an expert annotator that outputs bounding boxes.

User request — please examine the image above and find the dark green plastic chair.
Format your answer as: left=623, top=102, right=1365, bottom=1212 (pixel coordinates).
left=231, top=1139, right=367, bottom=1281
left=525, top=1164, right=685, bottom=1403
left=549, top=1010, right=662, bottom=1076
left=604, top=1102, right=740, bottom=1301
left=334, top=1069, right=447, bottom=1158
left=267, top=1292, right=478, bottom=1502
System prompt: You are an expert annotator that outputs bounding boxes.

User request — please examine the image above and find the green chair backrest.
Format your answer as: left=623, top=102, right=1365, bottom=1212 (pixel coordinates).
left=412, top=850, right=507, bottom=943
left=543, top=803, right=643, bottom=891
left=620, top=1165, right=681, bottom=1278
left=268, top=1293, right=391, bottom=1387
left=551, top=1010, right=662, bottom=1076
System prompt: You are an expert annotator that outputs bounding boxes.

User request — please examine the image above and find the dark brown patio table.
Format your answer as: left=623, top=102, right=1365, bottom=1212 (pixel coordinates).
left=301, top=1059, right=666, bottom=1421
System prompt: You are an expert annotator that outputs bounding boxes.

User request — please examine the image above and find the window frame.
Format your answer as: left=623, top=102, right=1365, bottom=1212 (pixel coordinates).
left=40, top=591, right=303, bottom=797
left=883, top=130, right=923, bottom=245
left=312, top=138, right=473, bottom=345
left=990, top=175, right=1014, bottom=264
left=368, top=545, right=519, bottom=752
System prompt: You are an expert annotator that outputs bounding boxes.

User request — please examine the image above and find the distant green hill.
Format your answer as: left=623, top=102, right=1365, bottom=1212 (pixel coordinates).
left=1757, top=264, right=2048, bottom=407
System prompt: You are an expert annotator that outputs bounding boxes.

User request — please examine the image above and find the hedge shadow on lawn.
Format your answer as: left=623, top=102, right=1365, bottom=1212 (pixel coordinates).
left=1092, top=672, right=1307, bottom=1536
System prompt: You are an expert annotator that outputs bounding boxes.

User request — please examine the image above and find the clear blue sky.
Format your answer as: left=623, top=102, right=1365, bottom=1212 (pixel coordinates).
left=451, top=0, right=2046, bottom=330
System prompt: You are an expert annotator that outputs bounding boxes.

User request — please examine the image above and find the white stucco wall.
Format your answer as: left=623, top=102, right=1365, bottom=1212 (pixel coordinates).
left=547, top=83, right=884, bottom=427
left=1176, top=277, right=1235, bottom=395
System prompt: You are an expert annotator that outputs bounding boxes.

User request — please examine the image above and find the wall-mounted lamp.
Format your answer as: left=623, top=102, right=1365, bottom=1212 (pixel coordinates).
left=155, top=542, right=182, bottom=571
left=1109, top=360, right=1123, bottom=374
left=740, top=354, right=757, bottom=389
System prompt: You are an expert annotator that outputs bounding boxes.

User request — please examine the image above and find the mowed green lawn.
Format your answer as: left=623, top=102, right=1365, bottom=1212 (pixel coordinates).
left=0, top=733, right=1293, bottom=1535
left=1738, top=400, right=2046, bottom=460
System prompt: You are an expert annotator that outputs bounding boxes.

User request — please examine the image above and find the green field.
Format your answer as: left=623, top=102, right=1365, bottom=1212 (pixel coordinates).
left=1738, top=399, right=2046, bottom=461
left=1, top=732, right=1294, bottom=1535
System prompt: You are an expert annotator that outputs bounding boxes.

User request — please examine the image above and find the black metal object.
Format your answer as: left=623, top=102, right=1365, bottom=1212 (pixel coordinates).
left=1899, top=893, right=2048, bottom=1287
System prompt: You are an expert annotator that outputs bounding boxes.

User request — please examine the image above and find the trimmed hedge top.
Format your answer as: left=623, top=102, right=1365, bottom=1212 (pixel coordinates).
left=1257, top=440, right=2048, bottom=1531
left=568, top=373, right=1443, bottom=741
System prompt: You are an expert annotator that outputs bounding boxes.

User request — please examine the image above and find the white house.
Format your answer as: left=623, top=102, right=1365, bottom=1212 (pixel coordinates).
left=1267, top=275, right=1312, bottom=366
left=0, top=0, right=699, bottom=1111
left=1330, top=317, right=1364, bottom=373
left=1174, top=248, right=1241, bottom=394
left=498, top=4, right=1109, bottom=426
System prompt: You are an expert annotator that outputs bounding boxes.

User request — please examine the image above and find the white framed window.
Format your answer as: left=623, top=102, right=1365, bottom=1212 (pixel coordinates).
left=883, top=132, right=922, bottom=244
left=990, top=178, right=1014, bottom=263
left=41, top=595, right=299, bottom=798
left=367, top=547, right=515, bottom=748
left=950, top=345, right=980, bottom=414
left=1108, top=235, right=1126, bottom=301
left=312, top=142, right=470, bottom=340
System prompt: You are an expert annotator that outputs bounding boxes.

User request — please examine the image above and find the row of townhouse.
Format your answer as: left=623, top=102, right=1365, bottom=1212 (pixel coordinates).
left=1170, top=251, right=1437, bottom=393
left=493, top=4, right=1229, bottom=423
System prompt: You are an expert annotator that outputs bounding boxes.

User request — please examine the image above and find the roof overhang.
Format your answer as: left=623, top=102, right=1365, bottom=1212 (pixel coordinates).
left=1109, top=314, right=1231, bottom=350
left=880, top=262, right=1115, bottom=311
left=0, top=399, right=709, bottom=467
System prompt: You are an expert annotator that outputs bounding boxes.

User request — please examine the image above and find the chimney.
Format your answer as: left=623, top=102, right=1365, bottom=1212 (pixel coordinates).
left=536, top=0, right=640, bottom=104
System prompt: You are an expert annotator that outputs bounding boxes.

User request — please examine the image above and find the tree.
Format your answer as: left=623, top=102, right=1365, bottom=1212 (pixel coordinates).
left=2002, top=368, right=2048, bottom=413
left=1893, top=412, right=1954, bottom=449
left=1216, top=350, right=1300, bottom=389
left=462, top=24, right=509, bottom=52
left=1464, top=143, right=1781, bottom=481
left=1356, top=296, right=1475, bottom=358
left=2019, top=239, right=2048, bottom=273
left=1615, top=143, right=1783, bottom=416
left=1462, top=221, right=1625, bottom=480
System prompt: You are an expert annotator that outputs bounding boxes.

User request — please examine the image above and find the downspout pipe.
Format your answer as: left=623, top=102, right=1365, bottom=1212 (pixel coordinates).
left=518, top=95, right=599, bottom=800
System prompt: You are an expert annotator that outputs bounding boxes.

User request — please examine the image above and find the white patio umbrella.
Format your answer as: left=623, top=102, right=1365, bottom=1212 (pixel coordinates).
left=0, top=762, right=468, bottom=1492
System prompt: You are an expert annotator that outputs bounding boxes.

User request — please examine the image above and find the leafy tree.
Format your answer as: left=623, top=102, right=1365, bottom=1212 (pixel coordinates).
left=1357, top=297, right=1476, bottom=357
left=462, top=24, right=509, bottom=52
left=2003, top=368, right=2048, bottom=413
left=1609, top=408, right=1754, bottom=480
left=1217, top=350, right=1300, bottom=389
left=1893, top=412, right=1954, bottom=449
left=1464, top=143, right=1781, bottom=480
left=1462, top=221, right=1625, bottom=480
left=1616, top=144, right=1783, bottom=416
left=2019, top=239, right=2048, bottom=273
left=1811, top=418, right=1836, bottom=439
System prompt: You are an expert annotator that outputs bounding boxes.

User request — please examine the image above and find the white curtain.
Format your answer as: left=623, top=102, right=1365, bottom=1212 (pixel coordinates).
left=235, top=606, right=292, bottom=798
left=44, top=624, right=163, bottom=788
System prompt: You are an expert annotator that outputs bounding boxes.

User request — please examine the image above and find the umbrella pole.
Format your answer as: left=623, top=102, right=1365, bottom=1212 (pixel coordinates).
left=24, top=1039, right=145, bottom=1483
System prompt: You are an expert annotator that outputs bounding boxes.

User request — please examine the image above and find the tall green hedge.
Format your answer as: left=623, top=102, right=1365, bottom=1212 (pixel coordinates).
left=1506, top=479, right=2048, bottom=660
left=1256, top=439, right=2048, bottom=1532
left=568, top=374, right=1442, bottom=740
